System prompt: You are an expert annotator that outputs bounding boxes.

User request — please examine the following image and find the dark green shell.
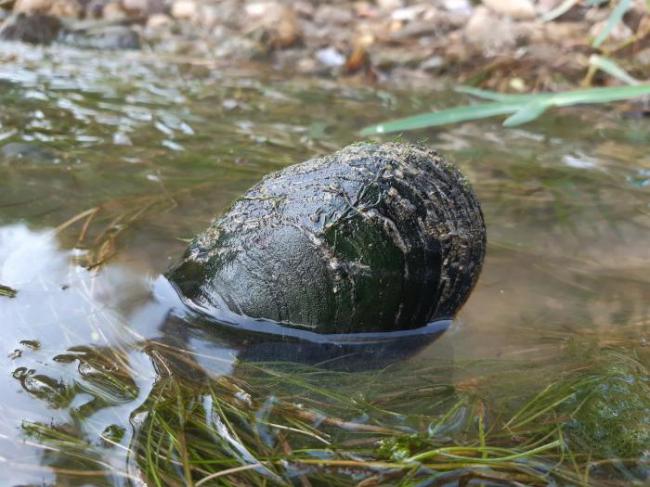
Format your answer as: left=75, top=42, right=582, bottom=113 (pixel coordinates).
left=167, top=142, right=486, bottom=334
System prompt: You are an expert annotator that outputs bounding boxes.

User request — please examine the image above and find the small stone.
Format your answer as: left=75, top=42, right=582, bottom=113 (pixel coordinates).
left=511, top=20, right=539, bottom=43
left=443, top=0, right=473, bottom=15
left=197, top=5, right=219, bottom=28
left=146, top=13, right=171, bottom=29
left=377, top=0, right=403, bottom=10
left=171, top=0, right=196, bottom=19
left=543, top=21, right=586, bottom=44
left=353, top=1, right=379, bottom=17
left=121, top=0, right=147, bottom=13
left=465, top=6, right=518, bottom=53
left=48, top=0, right=83, bottom=19
left=48, top=0, right=81, bottom=17
left=635, top=47, right=650, bottom=65
left=0, top=13, right=61, bottom=44
left=102, top=1, right=126, bottom=19
left=245, top=1, right=301, bottom=48
left=271, top=6, right=301, bottom=48
left=296, top=57, right=317, bottom=73
left=390, top=19, right=438, bottom=40
left=245, top=1, right=268, bottom=16
left=213, top=36, right=261, bottom=60
left=314, top=4, right=353, bottom=25
left=374, top=46, right=431, bottom=69
left=13, top=0, right=52, bottom=14
left=85, top=0, right=108, bottom=18
left=222, top=98, right=239, bottom=110
left=292, top=1, right=314, bottom=18
left=623, top=0, right=647, bottom=32
left=509, top=77, right=527, bottom=91
left=482, top=0, right=536, bottom=19
left=584, top=6, right=610, bottom=23
left=113, top=132, right=132, bottom=146
left=420, top=55, right=445, bottom=71
left=14, top=0, right=81, bottom=17
left=316, top=47, right=345, bottom=67
left=391, top=5, right=428, bottom=21
left=60, top=25, right=140, bottom=49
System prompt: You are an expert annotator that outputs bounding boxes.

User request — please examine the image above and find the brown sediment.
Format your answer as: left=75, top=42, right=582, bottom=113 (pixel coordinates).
left=3, top=1, right=650, bottom=89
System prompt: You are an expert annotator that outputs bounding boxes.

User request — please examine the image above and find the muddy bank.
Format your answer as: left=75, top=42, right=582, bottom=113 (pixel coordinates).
left=1, top=0, right=649, bottom=89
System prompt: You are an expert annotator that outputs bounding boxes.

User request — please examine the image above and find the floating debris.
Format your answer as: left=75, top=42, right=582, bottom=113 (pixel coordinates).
left=0, top=283, right=17, bottom=298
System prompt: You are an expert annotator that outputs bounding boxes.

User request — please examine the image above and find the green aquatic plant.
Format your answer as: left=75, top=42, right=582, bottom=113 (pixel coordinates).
left=592, top=0, right=633, bottom=48
left=11, top=333, right=649, bottom=485
left=0, top=283, right=17, bottom=298
left=565, top=351, right=650, bottom=461
left=360, top=84, right=650, bottom=134
left=588, top=55, right=640, bottom=86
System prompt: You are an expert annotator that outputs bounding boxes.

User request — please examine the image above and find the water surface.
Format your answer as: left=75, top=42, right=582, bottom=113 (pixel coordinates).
left=0, top=42, right=648, bottom=485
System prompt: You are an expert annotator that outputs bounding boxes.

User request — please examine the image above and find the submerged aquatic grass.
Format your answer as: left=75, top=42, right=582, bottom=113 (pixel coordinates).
left=13, top=330, right=649, bottom=485
left=0, top=283, right=17, bottom=298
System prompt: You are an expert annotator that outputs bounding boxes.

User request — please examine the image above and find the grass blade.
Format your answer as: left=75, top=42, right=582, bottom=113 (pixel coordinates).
left=592, top=0, right=632, bottom=47
left=542, top=0, right=579, bottom=22
left=362, top=84, right=650, bottom=133
left=0, top=283, right=17, bottom=298
left=407, top=440, right=563, bottom=463
left=548, top=83, right=650, bottom=106
left=360, top=101, right=525, bottom=135
left=454, top=86, right=545, bottom=102
left=503, top=101, right=548, bottom=127
left=589, top=55, right=639, bottom=85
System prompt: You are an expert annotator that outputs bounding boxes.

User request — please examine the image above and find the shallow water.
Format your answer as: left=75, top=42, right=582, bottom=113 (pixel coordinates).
left=0, top=42, right=649, bottom=485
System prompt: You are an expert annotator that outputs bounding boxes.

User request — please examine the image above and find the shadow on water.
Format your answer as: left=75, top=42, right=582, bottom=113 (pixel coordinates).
left=0, top=42, right=649, bottom=485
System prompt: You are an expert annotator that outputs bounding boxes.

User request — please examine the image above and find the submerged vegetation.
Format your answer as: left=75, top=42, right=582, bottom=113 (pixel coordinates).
left=16, top=326, right=650, bottom=485
left=0, top=283, right=17, bottom=298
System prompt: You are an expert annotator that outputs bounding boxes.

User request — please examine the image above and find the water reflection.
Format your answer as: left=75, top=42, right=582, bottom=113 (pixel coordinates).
left=0, top=223, right=446, bottom=375
left=0, top=224, right=157, bottom=484
left=0, top=224, right=451, bottom=483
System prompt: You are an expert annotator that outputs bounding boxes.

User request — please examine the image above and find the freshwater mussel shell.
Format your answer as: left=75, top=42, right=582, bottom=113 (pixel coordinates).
left=167, top=142, right=486, bottom=334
